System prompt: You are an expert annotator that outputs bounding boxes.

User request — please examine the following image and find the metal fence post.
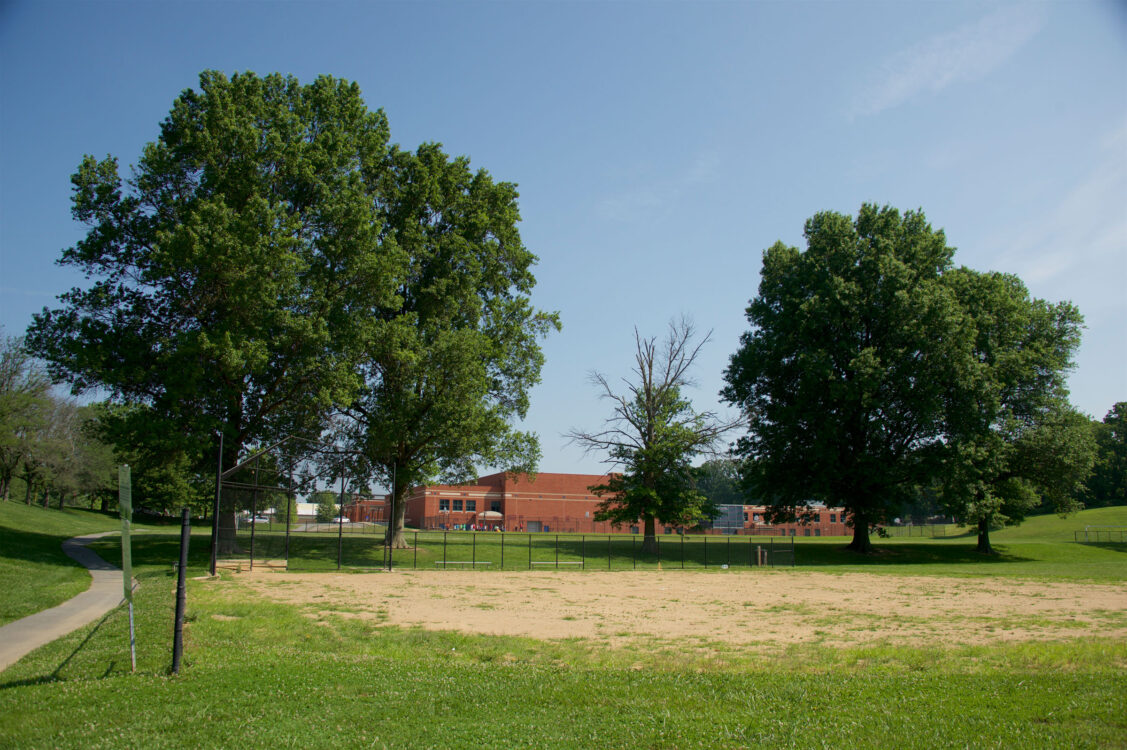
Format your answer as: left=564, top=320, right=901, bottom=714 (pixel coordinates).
left=501, top=532, right=505, bottom=570
left=555, top=534, right=559, bottom=568
left=473, top=532, right=477, bottom=567
left=581, top=535, right=585, bottom=569
left=414, top=532, right=418, bottom=569
left=528, top=533, right=532, bottom=570
left=443, top=531, right=448, bottom=568
left=631, top=535, right=636, bottom=570
left=607, top=535, right=611, bottom=570
left=704, top=535, right=708, bottom=568
left=210, top=432, right=223, bottom=576
left=791, top=536, right=795, bottom=567
left=681, top=533, right=684, bottom=569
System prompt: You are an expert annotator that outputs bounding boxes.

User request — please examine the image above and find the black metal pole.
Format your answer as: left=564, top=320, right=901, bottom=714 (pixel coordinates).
left=210, top=432, right=223, bottom=576
left=443, top=531, right=448, bottom=567
left=337, top=471, right=345, bottom=571
left=607, top=535, right=611, bottom=570
left=249, top=461, right=258, bottom=571
left=528, top=533, right=531, bottom=570
left=581, top=535, right=585, bottom=569
left=472, top=532, right=477, bottom=567
left=414, top=532, right=418, bottom=570
left=501, top=532, right=505, bottom=570
left=681, top=532, right=684, bottom=569
left=172, top=507, right=190, bottom=674
left=631, top=535, right=635, bottom=570
left=704, top=535, right=708, bottom=568
left=555, top=534, right=559, bottom=568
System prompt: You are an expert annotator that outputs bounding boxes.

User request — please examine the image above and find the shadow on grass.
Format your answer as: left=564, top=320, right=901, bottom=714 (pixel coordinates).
left=1076, top=541, right=1127, bottom=556
left=795, top=542, right=1034, bottom=567
left=0, top=608, right=117, bottom=691
left=0, top=527, right=86, bottom=569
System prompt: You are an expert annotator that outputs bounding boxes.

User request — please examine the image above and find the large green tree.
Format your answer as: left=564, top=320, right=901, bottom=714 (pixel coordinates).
left=1085, top=402, right=1127, bottom=507
left=343, top=143, right=559, bottom=548
left=569, top=320, right=737, bottom=554
left=722, top=205, right=974, bottom=553
left=938, top=269, right=1092, bottom=553
left=26, top=71, right=398, bottom=550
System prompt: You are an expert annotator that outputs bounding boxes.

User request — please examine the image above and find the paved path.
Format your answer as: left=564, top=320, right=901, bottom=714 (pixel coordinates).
left=0, top=531, right=127, bottom=673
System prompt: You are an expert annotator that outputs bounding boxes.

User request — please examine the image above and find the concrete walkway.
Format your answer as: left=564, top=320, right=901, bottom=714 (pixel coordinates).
left=0, top=531, right=127, bottom=673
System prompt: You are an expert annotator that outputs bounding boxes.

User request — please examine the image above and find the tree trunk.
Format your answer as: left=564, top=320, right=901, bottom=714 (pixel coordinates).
left=976, top=517, right=994, bottom=555
left=215, top=435, right=242, bottom=555
left=641, top=515, right=658, bottom=555
left=846, top=512, right=874, bottom=553
left=99, top=493, right=109, bottom=512
left=386, top=478, right=409, bottom=549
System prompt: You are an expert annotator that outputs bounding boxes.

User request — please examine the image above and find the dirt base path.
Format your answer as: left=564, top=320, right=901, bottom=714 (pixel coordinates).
left=240, top=569, right=1127, bottom=648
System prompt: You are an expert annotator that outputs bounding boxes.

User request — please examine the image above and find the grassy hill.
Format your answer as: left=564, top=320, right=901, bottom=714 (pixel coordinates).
left=0, top=502, right=169, bottom=626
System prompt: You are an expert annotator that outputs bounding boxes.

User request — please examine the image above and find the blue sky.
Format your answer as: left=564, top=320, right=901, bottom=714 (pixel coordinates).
left=1, top=0, right=1124, bottom=476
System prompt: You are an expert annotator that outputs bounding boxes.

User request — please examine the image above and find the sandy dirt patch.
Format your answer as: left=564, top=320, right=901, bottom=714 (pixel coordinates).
left=238, top=569, right=1127, bottom=648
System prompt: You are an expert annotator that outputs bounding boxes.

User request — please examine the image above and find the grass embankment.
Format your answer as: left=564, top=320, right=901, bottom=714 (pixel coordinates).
left=1, top=505, right=1125, bottom=747
left=0, top=502, right=140, bottom=626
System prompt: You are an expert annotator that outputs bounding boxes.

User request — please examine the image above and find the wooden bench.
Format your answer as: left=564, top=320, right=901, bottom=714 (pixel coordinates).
left=530, top=561, right=584, bottom=567
left=434, top=561, right=492, bottom=568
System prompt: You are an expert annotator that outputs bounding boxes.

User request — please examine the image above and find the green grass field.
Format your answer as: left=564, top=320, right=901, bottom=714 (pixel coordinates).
left=2, top=502, right=1124, bottom=748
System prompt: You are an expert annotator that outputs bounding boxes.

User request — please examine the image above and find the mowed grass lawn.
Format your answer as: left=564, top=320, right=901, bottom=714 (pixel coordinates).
left=1, top=504, right=1125, bottom=748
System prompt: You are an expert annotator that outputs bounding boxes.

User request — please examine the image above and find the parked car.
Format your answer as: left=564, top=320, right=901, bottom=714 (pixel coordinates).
left=249, top=516, right=270, bottom=524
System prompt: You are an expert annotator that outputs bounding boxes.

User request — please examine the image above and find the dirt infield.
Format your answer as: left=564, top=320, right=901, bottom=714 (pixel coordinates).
left=237, top=569, right=1127, bottom=649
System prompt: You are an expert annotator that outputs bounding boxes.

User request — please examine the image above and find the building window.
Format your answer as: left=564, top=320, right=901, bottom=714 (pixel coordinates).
left=630, top=526, right=639, bottom=535
left=466, top=500, right=476, bottom=512
left=789, top=529, right=796, bottom=536
left=753, top=514, right=761, bottom=522
left=439, top=499, right=450, bottom=512
left=815, top=529, right=821, bottom=537
left=830, top=514, right=836, bottom=523
left=491, top=500, right=501, bottom=513
left=743, top=513, right=749, bottom=521
left=804, top=528, right=811, bottom=536
left=453, top=500, right=463, bottom=511
left=813, top=514, right=821, bottom=523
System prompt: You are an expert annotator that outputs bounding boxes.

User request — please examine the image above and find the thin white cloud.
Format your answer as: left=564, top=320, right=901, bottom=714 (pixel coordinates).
left=992, top=120, right=1127, bottom=293
left=853, top=5, right=1046, bottom=117
left=597, top=148, right=721, bottom=222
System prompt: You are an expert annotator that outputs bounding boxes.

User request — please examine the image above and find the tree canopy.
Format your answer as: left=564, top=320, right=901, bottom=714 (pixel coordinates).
left=342, top=142, right=559, bottom=548
left=937, top=268, right=1092, bottom=553
left=26, top=70, right=557, bottom=554
left=722, top=205, right=975, bottom=552
left=569, top=320, right=737, bottom=553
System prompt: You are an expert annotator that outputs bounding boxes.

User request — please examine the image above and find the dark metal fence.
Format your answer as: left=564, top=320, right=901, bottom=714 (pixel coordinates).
left=1074, top=527, right=1127, bottom=543
left=232, top=529, right=798, bottom=571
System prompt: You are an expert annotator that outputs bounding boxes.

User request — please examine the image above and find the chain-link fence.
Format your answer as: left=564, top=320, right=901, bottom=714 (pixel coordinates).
left=212, top=435, right=394, bottom=573
left=224, top=527, right=798, bottom=571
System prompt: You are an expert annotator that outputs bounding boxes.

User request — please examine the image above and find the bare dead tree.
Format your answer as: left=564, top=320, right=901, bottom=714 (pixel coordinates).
left=566, top=318, right=741, bottom=553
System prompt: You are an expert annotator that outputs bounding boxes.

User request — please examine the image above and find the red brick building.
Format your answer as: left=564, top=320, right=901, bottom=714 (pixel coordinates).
left=400, top=472, right=849, bottom=536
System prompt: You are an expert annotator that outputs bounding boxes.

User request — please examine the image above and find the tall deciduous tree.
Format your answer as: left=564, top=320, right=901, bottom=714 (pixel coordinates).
left=939, top=268, right=1092, bottom=552
left=1085, top=403, right=1127, bottom=508
left=723, top=205, right=973, bottom=553
left=569, top=320, right=738, bottom=554
left=344, top=143, right=559, bottom=548
left=26, top=71, right=398, bottom=550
